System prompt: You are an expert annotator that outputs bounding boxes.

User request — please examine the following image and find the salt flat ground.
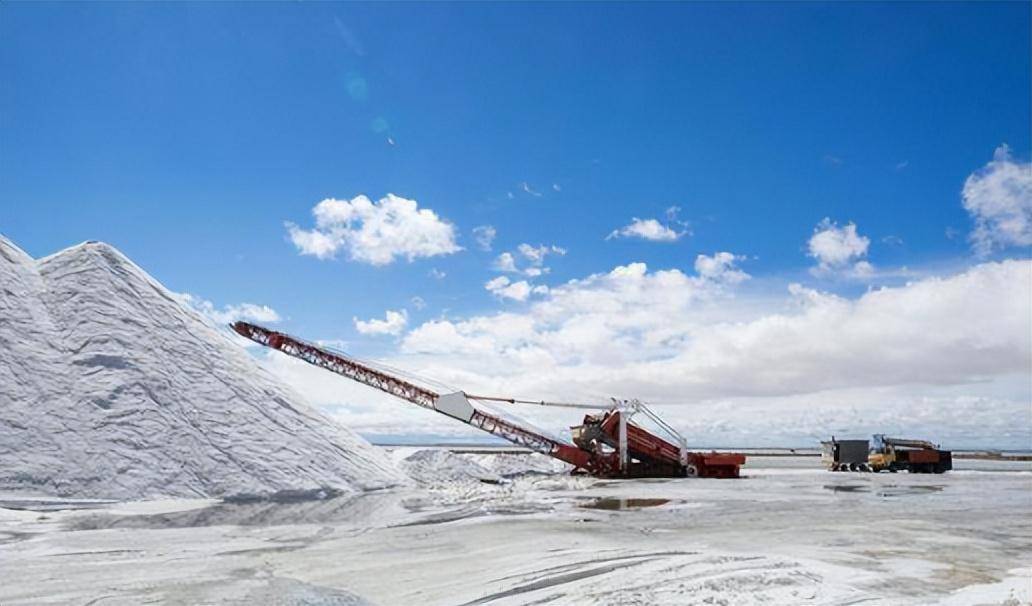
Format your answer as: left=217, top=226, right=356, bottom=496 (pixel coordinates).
left=1, top=456, right=1029, bottom=606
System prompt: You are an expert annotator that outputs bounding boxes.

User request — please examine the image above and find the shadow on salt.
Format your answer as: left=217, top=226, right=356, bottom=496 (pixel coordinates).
left=65, top=488, right=410, bottom=531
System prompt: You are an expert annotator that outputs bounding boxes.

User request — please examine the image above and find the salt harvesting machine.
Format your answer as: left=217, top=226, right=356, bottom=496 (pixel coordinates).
left=233, top=321, right=745, bottom=478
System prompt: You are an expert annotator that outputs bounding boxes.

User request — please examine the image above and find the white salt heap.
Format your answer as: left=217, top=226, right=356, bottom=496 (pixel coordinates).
left=0, top=236, right=405, bottom=499
left=396, top=449, right=501, bottom=486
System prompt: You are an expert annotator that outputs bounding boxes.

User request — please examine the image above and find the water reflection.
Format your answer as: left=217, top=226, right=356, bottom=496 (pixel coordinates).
left=823, top=484, right=944, bottom=497
left=579, top=497, right=672, bottom=510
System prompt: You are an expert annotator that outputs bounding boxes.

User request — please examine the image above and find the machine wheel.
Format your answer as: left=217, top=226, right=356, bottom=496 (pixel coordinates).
left=685, top=464, right=699, bottom=477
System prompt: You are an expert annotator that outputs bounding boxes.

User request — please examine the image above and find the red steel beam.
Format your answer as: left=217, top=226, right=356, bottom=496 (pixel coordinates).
left=231, top=322, right=594, bottom=471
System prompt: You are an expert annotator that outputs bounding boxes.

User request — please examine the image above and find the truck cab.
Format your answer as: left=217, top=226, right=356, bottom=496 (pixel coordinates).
left=868, top=434, right=952, bottom=473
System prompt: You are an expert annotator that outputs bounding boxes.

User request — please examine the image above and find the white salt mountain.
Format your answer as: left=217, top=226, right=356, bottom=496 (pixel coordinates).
left=0, top=237, right=406, bottom=499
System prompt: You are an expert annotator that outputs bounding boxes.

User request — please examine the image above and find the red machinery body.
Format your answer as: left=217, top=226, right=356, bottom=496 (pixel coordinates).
left=574, top=411, right=744, bottom=478
left=232, top=321, right=744, bottom=479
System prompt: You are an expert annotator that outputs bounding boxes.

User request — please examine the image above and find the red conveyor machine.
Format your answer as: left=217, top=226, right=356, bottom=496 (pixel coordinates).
left=232, top=321, right=745, bottom=479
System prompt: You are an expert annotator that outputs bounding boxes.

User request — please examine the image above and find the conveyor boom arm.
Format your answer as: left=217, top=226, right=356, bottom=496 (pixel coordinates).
left=231, top=322, right=593, bottom=470
left=883, top=436, right=938, bottom=450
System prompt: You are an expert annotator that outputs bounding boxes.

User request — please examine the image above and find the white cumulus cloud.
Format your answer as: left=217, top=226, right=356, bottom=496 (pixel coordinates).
left=353, top=309, right=408, bottom=336
left=962, top=144, right=1032, bottom=256
left=493, top=244, right=566, bottom=278
left=177, top=293, right=281, bottom=327
left=285, top=194, right=461, bottom=265
left=492, top=252, right=519, bottom=273
left=517, top=243, right=566, bottom=265
left=808, top=218, right=871, bottom=275
left=485, top=275, right=533, bottom=301
left=694, top=252, right=750, bottom=284
left=607, top=217, right=687, bottom=242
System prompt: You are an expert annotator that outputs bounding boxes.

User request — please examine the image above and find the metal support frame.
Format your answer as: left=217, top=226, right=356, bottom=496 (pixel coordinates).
left=617, top=398, right=691, bottom=467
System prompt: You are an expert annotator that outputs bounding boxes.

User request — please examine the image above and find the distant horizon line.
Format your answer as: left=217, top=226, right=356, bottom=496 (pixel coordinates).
left=366, top=438, right=1031, bottom=454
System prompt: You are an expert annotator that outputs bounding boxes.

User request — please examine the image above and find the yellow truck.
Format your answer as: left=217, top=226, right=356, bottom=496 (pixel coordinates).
left=867, top=434, right=952, bottom=473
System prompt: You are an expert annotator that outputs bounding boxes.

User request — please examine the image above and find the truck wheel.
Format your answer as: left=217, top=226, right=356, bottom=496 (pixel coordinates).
left=849, top=463, right=859, bottom=472
left=685, top=464, right=699, bottom=477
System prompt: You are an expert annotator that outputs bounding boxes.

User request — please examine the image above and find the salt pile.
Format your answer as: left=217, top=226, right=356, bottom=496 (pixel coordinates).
left=397, top=449, right=502, bottom=486
left=0, top=237, right=405, bottom=499
left=466, top=452, right=572, bottom=477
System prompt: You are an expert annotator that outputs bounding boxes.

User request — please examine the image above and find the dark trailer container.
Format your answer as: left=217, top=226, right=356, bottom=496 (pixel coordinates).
left=821, top=438, right=870, bottom=471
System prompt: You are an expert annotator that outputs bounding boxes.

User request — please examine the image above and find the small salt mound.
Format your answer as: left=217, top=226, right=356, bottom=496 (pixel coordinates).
left=0, top=236, right=406, bottom=500
left=399, top=450, right=502, bottom=486
left=466, top=452, right=572, bottom=477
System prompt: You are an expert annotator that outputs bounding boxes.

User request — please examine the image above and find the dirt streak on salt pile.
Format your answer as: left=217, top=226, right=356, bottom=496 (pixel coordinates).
left=0, top=236, right=406, bottom=499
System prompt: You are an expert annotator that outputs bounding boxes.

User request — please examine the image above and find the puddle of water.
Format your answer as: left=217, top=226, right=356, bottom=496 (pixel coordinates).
left=823, top=484, right=944, bottom=497
left=876, top=485, right=944, bottom=497
left=222, top=488, right=345, bottom=504
left=823, top=484, right=867, bottom=493
left=579, top=497, right=672, bottom=511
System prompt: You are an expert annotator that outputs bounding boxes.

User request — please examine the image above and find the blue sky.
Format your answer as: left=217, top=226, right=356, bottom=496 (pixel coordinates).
left=2, top=3, right=1030, bottom=446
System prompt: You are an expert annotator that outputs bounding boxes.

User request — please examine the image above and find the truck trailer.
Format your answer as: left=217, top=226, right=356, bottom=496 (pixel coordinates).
left=821, top=438, right=871, bottom=471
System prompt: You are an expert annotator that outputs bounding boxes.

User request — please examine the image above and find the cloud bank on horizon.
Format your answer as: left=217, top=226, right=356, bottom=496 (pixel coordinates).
left=261, top=258, right=1029, bottom=448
